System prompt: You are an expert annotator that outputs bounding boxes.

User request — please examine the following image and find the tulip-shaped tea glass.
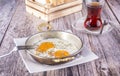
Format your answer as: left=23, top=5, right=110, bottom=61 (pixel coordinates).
left=72, top=0, right=105, bottom=31
left=84, top=0, right=105, bottom=30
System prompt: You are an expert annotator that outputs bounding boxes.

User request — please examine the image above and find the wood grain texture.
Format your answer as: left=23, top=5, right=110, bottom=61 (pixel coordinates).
left=0, top=0, right=19, bottom=46
left=0, top=0, right=120, bottom=76
left=106, top=0, right=120, bottom=24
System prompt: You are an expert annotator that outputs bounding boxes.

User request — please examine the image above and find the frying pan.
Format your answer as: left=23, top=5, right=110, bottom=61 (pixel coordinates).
left=25, top=31, right=83, bottom=65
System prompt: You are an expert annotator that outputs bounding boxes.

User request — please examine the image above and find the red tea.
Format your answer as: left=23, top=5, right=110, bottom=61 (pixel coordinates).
left=84, top=2, right=102, bottom=30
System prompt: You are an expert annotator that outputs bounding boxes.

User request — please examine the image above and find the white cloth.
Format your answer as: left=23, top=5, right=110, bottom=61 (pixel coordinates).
left=14, top=37, right=98, bottom=73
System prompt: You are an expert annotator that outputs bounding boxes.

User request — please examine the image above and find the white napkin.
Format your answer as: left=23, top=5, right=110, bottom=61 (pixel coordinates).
left=14, top=37, right=98, bottom=73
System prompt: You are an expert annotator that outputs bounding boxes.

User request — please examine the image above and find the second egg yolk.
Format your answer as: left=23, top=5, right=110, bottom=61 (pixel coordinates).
left=54, top=50, right=70, bottom=58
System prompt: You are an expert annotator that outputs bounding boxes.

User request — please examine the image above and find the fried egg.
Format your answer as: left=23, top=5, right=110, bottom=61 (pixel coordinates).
left=32, top=38, right=78, bottom=58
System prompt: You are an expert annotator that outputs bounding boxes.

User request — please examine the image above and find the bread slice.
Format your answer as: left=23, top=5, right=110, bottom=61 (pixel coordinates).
left=35, top=0, right=74, bottom=6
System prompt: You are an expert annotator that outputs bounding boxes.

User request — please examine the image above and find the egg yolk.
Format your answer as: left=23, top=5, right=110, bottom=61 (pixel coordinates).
left=36, top=42, right=55, bottom=52
left=54, top=50, right=70, bottom=58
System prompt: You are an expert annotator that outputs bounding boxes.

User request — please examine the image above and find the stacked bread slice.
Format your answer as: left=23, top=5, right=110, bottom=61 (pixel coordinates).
left=35, top=0, right=75, bottom=6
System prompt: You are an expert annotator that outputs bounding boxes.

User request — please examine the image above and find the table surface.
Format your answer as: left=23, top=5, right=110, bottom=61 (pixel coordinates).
left=0, top=0, right=120, bottom=76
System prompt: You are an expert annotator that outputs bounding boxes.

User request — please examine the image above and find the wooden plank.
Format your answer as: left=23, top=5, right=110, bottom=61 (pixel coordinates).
left=25, top=0, right=83, bottom=14
left=86, top=2, right=120, bottom=76
left=26, top=4, right=82, bottom=21
left=78, top=1, right=120, bottom=76
left=106, top=0, right=120, bottom=25
left=0, top=0, right=44, bottom=76
left=0, top=0, right=19, bottom=46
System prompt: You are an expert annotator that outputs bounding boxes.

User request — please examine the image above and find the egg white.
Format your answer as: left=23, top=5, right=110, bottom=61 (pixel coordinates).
left=31, top=38, right=78, bottom=58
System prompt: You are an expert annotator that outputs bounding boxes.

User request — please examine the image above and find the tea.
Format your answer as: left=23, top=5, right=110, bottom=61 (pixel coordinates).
left=84, top=2, right=102, bottom=31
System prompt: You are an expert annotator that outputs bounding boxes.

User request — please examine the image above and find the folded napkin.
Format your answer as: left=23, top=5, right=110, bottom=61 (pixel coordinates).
left=14, top=37, right=98, bottom=73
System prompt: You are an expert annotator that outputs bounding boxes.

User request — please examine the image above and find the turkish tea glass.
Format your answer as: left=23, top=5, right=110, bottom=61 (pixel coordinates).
left=84, top=0, right=105, bottom=31
left=72, top=0, right=105, bottom=31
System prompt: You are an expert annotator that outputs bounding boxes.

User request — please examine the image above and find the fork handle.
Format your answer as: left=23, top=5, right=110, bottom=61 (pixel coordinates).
left=17, top=46, right=36, bottom=50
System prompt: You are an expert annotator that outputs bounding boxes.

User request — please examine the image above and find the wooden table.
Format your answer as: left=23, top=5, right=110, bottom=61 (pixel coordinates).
left=0, top=0, right=120, bottom=76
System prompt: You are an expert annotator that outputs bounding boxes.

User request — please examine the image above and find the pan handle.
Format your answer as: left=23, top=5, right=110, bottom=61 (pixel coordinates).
left=52, top=56, right=75, bottom=63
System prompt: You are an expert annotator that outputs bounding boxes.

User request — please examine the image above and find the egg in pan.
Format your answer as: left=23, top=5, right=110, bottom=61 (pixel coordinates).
left=33, top=38, right=78, bottom=58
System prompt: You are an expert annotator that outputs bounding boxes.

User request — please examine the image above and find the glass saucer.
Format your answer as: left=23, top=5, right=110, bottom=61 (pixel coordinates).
left=72, top=18, right=114, bottom=35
